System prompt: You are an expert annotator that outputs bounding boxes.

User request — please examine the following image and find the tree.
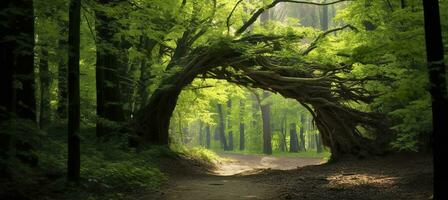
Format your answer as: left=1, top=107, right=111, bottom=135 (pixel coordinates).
left=239, top=100, right=245, bottom=151
left=205, top=124, right=211, bottom=149
left=198, top=121, right=204, bottom=146
left=227, top=100, right=234, bottom=150
left=320, top=0, right=329, bottom=31
left=298, top=114, right=306, bottom=151
left=95, top=0, right=127, bottom=137
left=0, top=0, right=36, bottom=122
left=289, top=123, right=299, bottom=152
left=0, top=0, right=37, bottom=168
left=260, top=91, right=272, bottom=155
left=67, top=0, right=81, bottom=181
left=422, top=0, right=448, bottom=198
left=135, top=0, right=391, bottom=160
left=217, top=103, right=228, bottom=150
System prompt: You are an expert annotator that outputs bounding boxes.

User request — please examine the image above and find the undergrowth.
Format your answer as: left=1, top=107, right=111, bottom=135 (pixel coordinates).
left=1, top=121, right=170, bottom=200
left=0, top=119, right=227, bottom=200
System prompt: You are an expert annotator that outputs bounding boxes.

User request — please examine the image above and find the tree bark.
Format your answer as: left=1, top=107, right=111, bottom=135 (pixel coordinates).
left=316, top=133, right=323, bottom=153
left=289, top=123, right=299, bottom=152
left=279, top=115, right=286, bottom=152
left=67, top=0, right=81, bottom=182
left=239, top=100, right=245, bottom=151
left=205, top=124, right=211, bottom=149
left=239, top=123, right=245, bottom=151
left=227, top=100, right=233, bottom=150
left=299, top=114, right=306, bottom=151
left=228, top=131, right=234, bottom=151
left=217, top=103, right=228, bottom=150
left=134, top=87, right=182, bottom=145
left=422, top=1, right=448, bottom=198
left=320, top=0, right=329, bottom=31
left=261, top=92, right=272, bottom=155
left=198, top=121, right=203, bottom=146
left=0, top=0, right=36, bottom=122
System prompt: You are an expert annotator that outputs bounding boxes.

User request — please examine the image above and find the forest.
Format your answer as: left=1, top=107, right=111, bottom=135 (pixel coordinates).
left=0, top=0, right=446, bottom=199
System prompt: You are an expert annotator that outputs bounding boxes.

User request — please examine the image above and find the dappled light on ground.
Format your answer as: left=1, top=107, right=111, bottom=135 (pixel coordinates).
left=214, top=153, right=324, bottom=176
left=326, top=173, right=398, bottom=189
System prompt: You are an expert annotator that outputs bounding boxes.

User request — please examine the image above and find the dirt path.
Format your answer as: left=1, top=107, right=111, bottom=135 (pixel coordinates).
left=150, top=153, right=433, bottom=200
left=214, top=153, right=324, bottom=175
left=154, top=153, right=323, bottom=200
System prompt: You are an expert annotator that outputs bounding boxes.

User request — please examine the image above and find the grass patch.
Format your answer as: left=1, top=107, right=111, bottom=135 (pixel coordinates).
left=171, top=145, right=223, bottom=163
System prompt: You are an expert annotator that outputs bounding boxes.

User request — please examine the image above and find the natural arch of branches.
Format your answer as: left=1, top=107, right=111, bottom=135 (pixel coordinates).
left=132, top=31, right=391, bottom=161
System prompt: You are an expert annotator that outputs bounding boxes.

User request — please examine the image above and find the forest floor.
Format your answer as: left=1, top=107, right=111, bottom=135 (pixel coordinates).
left=147, top=152, right=433, bottom=200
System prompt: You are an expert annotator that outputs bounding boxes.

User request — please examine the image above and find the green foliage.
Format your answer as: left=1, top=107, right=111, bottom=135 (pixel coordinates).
left=317, top=0, right=448, bottom=151
left=0, top=124, right=169, bottom=200
left=81, top=161, right=166, bottom=189
left=172, top=145, right=222, bottom=163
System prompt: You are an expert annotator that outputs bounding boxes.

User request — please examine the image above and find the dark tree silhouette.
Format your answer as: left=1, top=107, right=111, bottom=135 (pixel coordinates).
left=67, top=0, right=81, bottom=182
left=422, top=0, right=448, bottom=198
left=0, top=0, right=36, bottom=122
left=95, top=0, right=127, bottom=137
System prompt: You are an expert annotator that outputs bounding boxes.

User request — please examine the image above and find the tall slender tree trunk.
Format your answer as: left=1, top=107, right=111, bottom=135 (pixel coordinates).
left=259, top=11, right=272, bottom=154
left=239, top=123, right=245, bottom=151
left=279, top=116, right=285, bottom=151
left=261, top=92, right=272, bottom=155
left=217, top=103, right=228, bottom=150
left=316, top=133, right=323, bottom=153
left=320, top=0, right=328, bottom=31
left=299, top=114, right=306, bottom=151
left=67, top=0, right=81, bottom=182
left=227, top=100, right=233, bottom=151
left=401, top=0, right=406, bottom=9
left=205, top=124, right=211, bottom=149
left=422, top=1, right=448, bottom=198
left=228, top=131, right=234, bottom=151
left=289, top=123, right=299, bottom=152
left=239, top=100, right=245, bottom=151
left=198, top=121, right=203, bottom=146
left=39, top=48, right=51, bottom=129
left=214, top=126, right=220, bottom=141
left=0, top=0, right=36, bottom=167
left=0, top=0, right=36, bottom=122
left=177, top=111, right=184, bottom=144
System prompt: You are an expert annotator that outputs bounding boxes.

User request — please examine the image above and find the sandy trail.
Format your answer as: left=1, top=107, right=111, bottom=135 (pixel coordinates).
left=156, top=153, right=323, bottom=200
left=214, top=153, right=324, bottom=175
